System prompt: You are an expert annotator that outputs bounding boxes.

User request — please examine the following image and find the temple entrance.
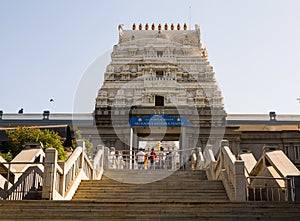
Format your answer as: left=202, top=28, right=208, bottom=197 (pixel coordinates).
left=126, top=113, right=193, bottom=170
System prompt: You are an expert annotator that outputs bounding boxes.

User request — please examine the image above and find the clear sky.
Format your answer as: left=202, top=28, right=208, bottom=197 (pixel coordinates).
left=0, top=0, right=300, bottom=114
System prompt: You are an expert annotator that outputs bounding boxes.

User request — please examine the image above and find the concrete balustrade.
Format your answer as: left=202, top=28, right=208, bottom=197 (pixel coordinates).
left=42, top=140, right=103, bottom=200
left=205, top=140, right=246, bottom=202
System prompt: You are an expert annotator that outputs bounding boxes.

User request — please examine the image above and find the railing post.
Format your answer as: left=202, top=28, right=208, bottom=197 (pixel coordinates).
left=77, top=140, right=85, bottom=169
left=101, top=145, right=104, bottom=170
left=42, top=148, right=57, bottom=200
left=234, top=160, right=246, bottom=202
left=58, top=161, right=66, bottom=197
left=104, top=147, right=109, bottom=169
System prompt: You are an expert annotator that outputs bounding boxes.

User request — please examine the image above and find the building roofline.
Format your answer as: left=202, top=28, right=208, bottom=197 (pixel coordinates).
left=1, top=112, right=300, bottom=121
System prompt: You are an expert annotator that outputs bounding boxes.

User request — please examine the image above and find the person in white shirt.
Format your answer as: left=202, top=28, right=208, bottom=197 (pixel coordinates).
left=158, top=147, right=166, bottom=169
left=136, top=148, right=145, bottom=170
left=116, top=151, right=124, bottom=169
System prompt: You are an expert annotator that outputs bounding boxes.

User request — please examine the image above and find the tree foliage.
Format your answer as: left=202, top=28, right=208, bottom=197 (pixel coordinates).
left=0, top=150, right=12, bottom=162
left=75, top=130, right=93, bottom=158
left=5, top=126, right=67, bottom=161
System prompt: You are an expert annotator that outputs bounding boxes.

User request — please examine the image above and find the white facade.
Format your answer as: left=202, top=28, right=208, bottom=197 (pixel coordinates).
left=96, top=24, right=223, bottom=109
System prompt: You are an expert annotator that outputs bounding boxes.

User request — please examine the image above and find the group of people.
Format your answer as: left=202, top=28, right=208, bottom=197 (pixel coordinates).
left=107, top=146, right=200, bottom=170
left=107, top=147, right=125, bottom=169
left=136, top=148, right=158, bottom=170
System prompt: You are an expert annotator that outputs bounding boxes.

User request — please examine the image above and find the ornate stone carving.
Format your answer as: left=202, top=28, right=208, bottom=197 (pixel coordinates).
left=96, top=24, right=224, bottom=109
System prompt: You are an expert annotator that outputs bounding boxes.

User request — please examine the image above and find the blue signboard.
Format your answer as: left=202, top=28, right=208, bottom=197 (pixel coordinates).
left=129, top=114, right=190, bottom=127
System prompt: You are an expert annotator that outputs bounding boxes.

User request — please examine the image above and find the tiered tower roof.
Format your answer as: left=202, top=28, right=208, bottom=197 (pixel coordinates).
left=96, top=23, right=223, bottom=110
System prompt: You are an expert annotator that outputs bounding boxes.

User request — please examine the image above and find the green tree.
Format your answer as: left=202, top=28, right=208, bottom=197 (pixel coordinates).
left=5, top=126, right=67, bottom=161
left=0, top=150, right=12, bottom=162
left=75, top=130, right=93, bottom=158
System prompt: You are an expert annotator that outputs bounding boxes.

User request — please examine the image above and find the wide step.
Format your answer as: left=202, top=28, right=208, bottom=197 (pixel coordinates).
left=73, top=170, right=229, bottom=202
left=1, top=170, right=298, bottom=220
left=0, top=201, right=300, bottom=220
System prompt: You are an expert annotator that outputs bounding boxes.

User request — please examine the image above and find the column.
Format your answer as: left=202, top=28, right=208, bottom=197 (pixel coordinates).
left=180, top=127, right=187, bottom=169
left=129, top=128, right=133, bottom=169
left=42, top=148, right=57, bottom=200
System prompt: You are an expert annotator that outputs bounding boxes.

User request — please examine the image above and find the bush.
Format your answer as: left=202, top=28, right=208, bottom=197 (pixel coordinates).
left=5, top=126, right=67, bottom=161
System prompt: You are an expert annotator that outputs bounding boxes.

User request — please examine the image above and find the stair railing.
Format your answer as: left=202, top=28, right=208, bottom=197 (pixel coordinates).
left=0, top=144, right=45, bottom=200
left=103, top=148, right=196, bottom=170
left=42, top=140, right=103, bottom=200
left=246, top=176, right=295, bottom=201
left=93, top=145, right=104, bottom=179
left=0, top=163, right=43, bottom=200
left=204, top=145, right=216, bottom=180
left=206, top=140, right=246, bottom=202
left=244, top=147, right=300, bottom=202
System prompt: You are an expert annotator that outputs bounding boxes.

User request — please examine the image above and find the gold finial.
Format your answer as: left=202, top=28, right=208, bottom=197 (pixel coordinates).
left=164, top=23, right=168, bottom=30
left=183, top=23, right=187, bottom=30
left=158, top=24, right=161, bottom=31
left=151, top=23, right=155, bottom=30
left=132, top=23, right=136, bottom=30
left=139, top=23, right=142, bottom=30
left=145, top=23, right=149, bottom=30
left=171, top=23, right=174, bottom=30
left=177, top=23, right=180, bottom=30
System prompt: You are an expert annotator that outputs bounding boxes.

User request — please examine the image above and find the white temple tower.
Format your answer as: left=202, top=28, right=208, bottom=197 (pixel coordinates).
left=95, top=23, right=226, bottom=150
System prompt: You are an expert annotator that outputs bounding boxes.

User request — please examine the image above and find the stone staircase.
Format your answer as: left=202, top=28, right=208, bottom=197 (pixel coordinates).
left=73, top=170, right=229, bottom=202
left=0, top=169, right=299, bottom=220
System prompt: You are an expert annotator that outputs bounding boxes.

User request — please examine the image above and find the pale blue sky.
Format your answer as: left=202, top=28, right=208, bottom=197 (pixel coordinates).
left=0, top=0, right=300, bottom=114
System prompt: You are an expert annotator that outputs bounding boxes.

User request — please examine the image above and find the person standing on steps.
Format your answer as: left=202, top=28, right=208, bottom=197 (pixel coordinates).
left=116, top=151, right=124, bottom=169
left=143, top=149, right=148, bottom=170
left=190, top=149, right=197, bottom=170
left=158, top=147, right=166, bottom=169
left=136, top=148, right=145, bottom=170
left=149, top=148, right=156, bottom=170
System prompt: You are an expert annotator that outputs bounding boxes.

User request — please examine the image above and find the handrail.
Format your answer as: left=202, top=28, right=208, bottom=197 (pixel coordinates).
left=64, top=147, right=82, bottom=172
left=0, top=165, right=43, bottom=200
left=93, top=145, right=104, bottom=180
left=103, top=148, right=190, bottom=170
left=83, top=154, right=94, bottom=178
left=246, top=176, right=295, bottom=201
left=205, top=140, right=246, bottom=202
left=1, top=140, right=104, bottom=201
left=264, top=150, right=300, bottom=178
left=42, top=140, right=103, bottom=200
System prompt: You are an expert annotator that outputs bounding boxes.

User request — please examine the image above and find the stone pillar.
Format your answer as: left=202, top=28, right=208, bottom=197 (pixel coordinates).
left=57, top=161, right=65, bottom=197
left=180, top=127, right=188, bottom=169
left=234, top=160, right=246, bottom=202
left=42, top=148, right=57, bottom=200
left=133, top=131, right=139, bottom=150
left=129, top=128, right=133, bottom=169
left=133, top=131, right=139, bottom=169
